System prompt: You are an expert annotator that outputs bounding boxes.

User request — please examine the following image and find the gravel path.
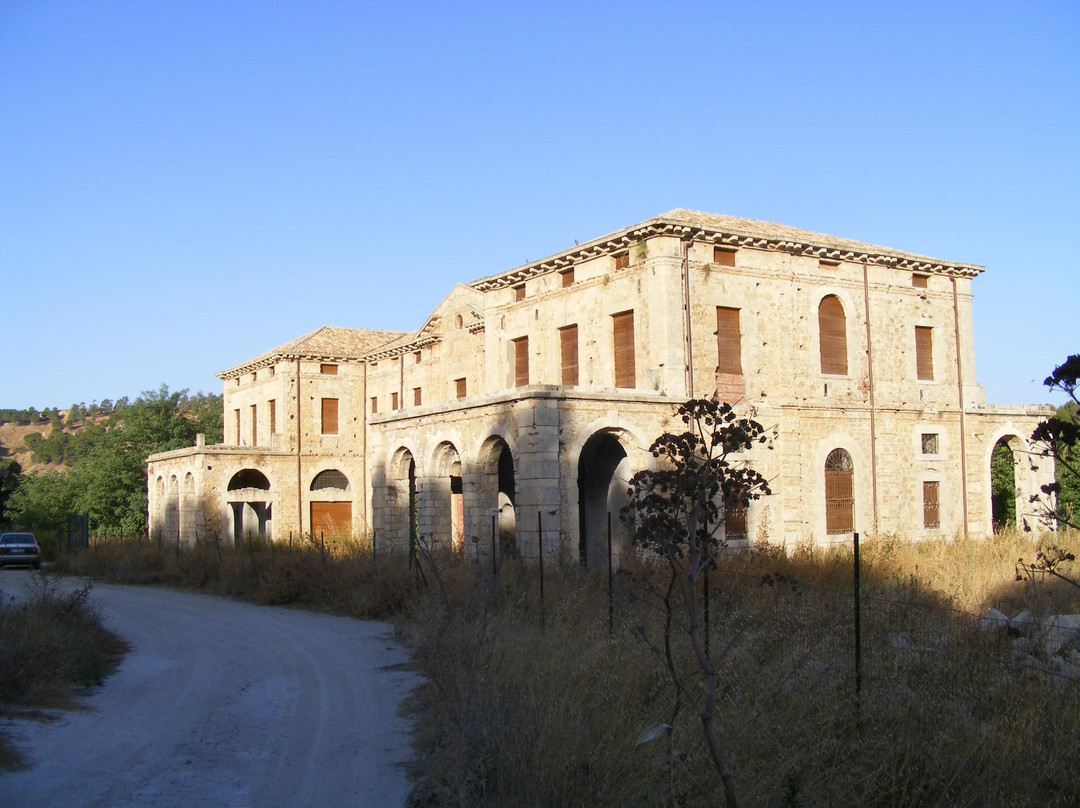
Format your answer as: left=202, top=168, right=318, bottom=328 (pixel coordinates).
left=0, top=575, right=419, bottom=808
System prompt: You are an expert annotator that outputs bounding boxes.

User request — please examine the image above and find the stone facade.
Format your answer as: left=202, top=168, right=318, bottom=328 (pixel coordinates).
left=147, top=210, right=1054, bottom=560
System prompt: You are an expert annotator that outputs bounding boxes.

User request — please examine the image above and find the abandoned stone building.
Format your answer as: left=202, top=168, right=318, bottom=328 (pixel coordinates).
left=147, top=209, right=1054, bottom=565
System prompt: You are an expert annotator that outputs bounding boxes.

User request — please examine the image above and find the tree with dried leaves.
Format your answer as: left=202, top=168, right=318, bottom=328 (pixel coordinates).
left=623, top=398, right=771, bottom=808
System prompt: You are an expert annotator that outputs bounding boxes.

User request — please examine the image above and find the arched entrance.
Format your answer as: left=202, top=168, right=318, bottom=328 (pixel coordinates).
left=991, top=436, right=1021, bottom=530
left=431, top=442, right=465, bottom=553
left=310, top=469, right=352, bottom=539
left=578, top=431, right=632, bottom=571
left=227, top=469, right=272, bottom=544
left=824, top=449, right=854, bottom=535
left=477, top=436, right=517, bottom=560
left=387, top=448, right=417, bottom=550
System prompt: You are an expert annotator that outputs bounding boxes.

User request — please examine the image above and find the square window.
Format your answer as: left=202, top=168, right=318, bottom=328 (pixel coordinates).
left=561, top=269, right=574, bottom=287
left=912, top=273, right=929, bottom=288
left=921, top=433, right=939, bottom=454
left=714, top=247, right=737, bottom=267
left=613, top=252, right=629, bottom=270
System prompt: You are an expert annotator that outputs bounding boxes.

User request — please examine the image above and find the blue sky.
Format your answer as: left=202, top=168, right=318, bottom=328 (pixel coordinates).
left=1, top=0, right=1077, bottom=410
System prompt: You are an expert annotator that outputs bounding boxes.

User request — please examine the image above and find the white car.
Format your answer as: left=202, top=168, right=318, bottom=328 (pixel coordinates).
left=0, top=532, right=42, bottom=569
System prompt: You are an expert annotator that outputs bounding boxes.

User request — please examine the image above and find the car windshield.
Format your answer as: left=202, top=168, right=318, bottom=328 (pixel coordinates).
left=1, top=534, right=35, bottom=544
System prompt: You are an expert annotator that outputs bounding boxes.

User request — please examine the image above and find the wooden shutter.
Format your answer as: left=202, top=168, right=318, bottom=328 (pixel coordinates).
left=614, top=252, right=629, bottom=270
left=391, top=392, right=399, bottom=410
left=269, top=399, right=276, bottom=434
left=923, top=481, right=940, bottom=529
left=818, top=296, right=848, bottom=375
left=714, top=247, right=736, bottom=267
left=716, top=307, right=742, bottom=375
left=514, top=337, right=529, bottom=387
left=321, top=398, right=339, bottom=434
left=912, top=273, right=929, bottom=288
left=250, top=404, right=257, bottom=446
left=455, top=378, right=467, bottom=398
left=310, top=502, right=351, bottom=538
left=320, top=363, right=338, bottom=375
left=413, top=387, right=422, bottom=406
left=561, top=269, right=574, bottom=287
left=514, top=285, right=526, bottom=301
left=613, top=311, right=635, bottom=388
left=915, top=326, right=934, bottom=380
left=560, top=325, right=579, bottom=386
left=370, top=397, right=378, bottom=414
left=234, top=409, right=240, bottom=443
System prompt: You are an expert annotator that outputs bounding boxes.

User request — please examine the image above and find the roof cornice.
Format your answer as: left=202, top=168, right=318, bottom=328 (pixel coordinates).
left=468, top=211, right=983, bottom=291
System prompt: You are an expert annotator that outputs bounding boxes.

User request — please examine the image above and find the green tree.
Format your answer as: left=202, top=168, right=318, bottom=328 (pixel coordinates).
left=622, top=398, right=772, bottom=808
left=0, top=460, right=22, bottom=528
left=1031, top=355, right=1080, bottom=532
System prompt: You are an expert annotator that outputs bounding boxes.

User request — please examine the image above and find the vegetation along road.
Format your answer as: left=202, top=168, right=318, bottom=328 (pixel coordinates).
left=1, top=575, right=419, bottom=808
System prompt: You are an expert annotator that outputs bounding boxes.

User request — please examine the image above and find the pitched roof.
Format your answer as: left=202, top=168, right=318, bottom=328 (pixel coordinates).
left=470, top=208, right=984, bottom=290
left=217, top=326, right=404, bottom=378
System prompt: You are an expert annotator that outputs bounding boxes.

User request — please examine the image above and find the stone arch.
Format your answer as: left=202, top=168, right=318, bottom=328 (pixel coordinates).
left=577, top=429, right=635, bottom=571
left=180, top=471, right=198, bottom=546
left=151, top=475, right=166, bottom=542
left=386, top=447, right=418, bottom=550
left=309, top=469, right=352, bottom=539
left=990, top=433, right=1027, bottom=532
left=475, top=434, right=517, bottom=561
left=428, top=441, right=465, bottom=553
left=226, top=468, right=273, bottom=545
left=164, top=475, right=180, bottom=544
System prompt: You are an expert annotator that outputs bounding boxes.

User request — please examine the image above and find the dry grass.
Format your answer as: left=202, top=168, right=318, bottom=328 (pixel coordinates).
left=32, top=529, right=1080, bottom=805
left=0, top=574, right=129, bottom=768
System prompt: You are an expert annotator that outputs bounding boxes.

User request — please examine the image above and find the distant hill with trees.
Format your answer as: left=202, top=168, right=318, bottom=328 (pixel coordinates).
left=0, top=387, right=222, bottom=536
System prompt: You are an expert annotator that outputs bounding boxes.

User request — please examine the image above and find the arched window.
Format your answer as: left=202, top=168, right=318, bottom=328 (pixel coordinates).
left=227, top=469, right=271, bottom=491
left=818, top=295, right=848, bottom=375
left=824, top=449, right=854, bottom=534
left=311, top=469, right=350, bottom=492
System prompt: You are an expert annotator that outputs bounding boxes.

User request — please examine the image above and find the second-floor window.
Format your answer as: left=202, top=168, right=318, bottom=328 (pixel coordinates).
left=560, top=324, right=579, bottom=386
left=513, top=337, right=529, bottom=387
left=915, top=326, right=934, bottom=381
left=818, top=295, right=848, bottom=375
left=269, top=399, right=276, bottom=435
left=250, top=404, right=257, bottom=446
left=321, top=398, right=339, bottom=435
left=455, top=378, right=467, bottom=398
left=716, top=307, right=742, bottom=376
left=613, top=311, right=635, bottom=389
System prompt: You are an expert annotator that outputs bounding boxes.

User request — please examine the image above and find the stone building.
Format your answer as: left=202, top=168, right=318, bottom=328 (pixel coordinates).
left=147, top=209, right=1053, bottom=562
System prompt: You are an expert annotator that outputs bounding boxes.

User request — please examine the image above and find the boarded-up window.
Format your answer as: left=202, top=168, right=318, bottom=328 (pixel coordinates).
left=825, top=449, right=854, bottom=534
left=370, top=397, right=378, bottom=414
left=269, top=399, right=276, bottom=434
left=614, top=252, right=629, bottom=270
left=321, top=398, right=339, bottom=435
left=414, top=351, right=422, bottom=364
left=250, top=404, right=257, bottom=446
left=613, top=311, right=635, bottom=388
left=413, top=387, right=422, bottom=406
left=310, top=501, right=351, bottom=538
left=560, top=324, right=579, bottom=386
left=724, top=503, right=747, bottom=541
left=714, top=246, right=736, bottom=267
left=915, top=326, right=934, bottom=381
left=321, top=363, right=338, bottom=375
left=923, top=481, right=940, bottom=529
left=561, top=268, right=574, bottom=287
left=513, top=337, right=529, bottom=387
left=818, top=295, right=848, bottom=375
left=912, top=273, right=929, bottom=288
left=716, top=307, right=742, bottom=375
left=391, top=392, right=399, bottom=410
left=455, top=378, right=467, bottom=398
left=514, top=284, right=526, bottom=301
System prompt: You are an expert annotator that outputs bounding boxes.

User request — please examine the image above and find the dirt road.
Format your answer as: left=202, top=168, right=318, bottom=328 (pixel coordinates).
left=0, top=576, right=419, bottom=808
